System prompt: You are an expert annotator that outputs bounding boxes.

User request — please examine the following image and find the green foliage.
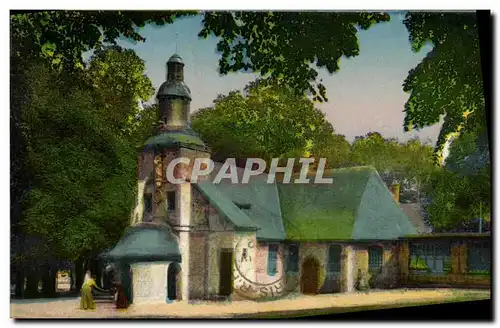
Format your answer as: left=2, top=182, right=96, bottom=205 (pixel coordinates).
left=310, top=130, right=351, bottom=169
left=11, top=11, right=389, bottom=104
left=424, top=129, right=491, bottom=231
left=10, top=11, right=166, bottom=268
left=10, top=10, right=197, bottom=69
left=425, top=168, right=490, bottom=231
left=128, top=103, right=160, bottom=147
left=191, top=79, right=350, bottom=167
left=468, top=270, right=490, bottom=276
left=403, top=12, right=486, bottom=152
left=349, top=132, right=437, bottom=200
left=86, top=45, right=155, bottom=134
left=19, top=60, right=137, bottom=261
left=409, top=257, right=429, bottom=271
left=350, top=132, right=402, bottom=175
left=199, top=11, right=390, bottom=102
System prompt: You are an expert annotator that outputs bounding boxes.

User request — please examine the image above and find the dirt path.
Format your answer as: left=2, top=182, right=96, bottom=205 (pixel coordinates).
left=11, top=288, right=490, bottom=319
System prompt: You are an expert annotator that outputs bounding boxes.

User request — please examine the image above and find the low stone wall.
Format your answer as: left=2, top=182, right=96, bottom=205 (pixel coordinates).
left=131, top=262, right=168, bottom=304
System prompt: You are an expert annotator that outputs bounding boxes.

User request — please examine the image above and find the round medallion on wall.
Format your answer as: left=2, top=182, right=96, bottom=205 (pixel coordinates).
left=233, top=237, right=289, bottom=301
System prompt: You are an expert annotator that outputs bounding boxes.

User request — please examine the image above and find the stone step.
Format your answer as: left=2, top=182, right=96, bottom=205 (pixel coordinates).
left=93, top=291, right=114, bottom=303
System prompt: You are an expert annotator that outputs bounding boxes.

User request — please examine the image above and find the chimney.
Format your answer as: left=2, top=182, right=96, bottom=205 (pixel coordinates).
left=275, top=172, right=285, bottom=183
left=390, top=183, right=400, bottom=204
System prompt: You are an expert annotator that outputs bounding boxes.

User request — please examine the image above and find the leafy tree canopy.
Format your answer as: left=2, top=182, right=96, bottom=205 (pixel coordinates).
left=11, top=11, right=487, bottom=154
left=191, top=79, right=350, bottom=167
left=424, top=129, right=490, bottom=231
left=402, top=12, right=486, bottom=153
left=349, top=132, right=436, bottom=202
left=199, top=12, right=390, bottom=102
left=11, top=10, right=389, bottom=103
left=10, top=10, right=197, bottom=68
left=20, top=61, right=137, bottom=261
left=86, top=45, right=155, bottom=134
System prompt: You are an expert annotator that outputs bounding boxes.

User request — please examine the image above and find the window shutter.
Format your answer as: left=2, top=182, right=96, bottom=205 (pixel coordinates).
left=327, top=245, right=341, bottom=273
left=287, top=245, right=299, bottom=273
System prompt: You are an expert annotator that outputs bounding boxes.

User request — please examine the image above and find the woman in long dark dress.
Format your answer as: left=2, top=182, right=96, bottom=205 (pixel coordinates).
left=112, top=280, right=129, bottom=309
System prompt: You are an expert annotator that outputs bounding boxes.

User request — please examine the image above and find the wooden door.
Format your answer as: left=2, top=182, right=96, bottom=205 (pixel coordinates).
left=219, top=249, right=233, bottom=296
left=301, top=257, right=319, bottom=294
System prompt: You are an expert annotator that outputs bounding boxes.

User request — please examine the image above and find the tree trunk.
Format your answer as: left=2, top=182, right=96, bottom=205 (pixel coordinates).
left=41, top=267, right=57, bottom=297
left=14, top=269, right=24, bottom=297
left=74, top=259, right=84, bottom=292
left=70, top=264, right=76, bottom=292
left=94, top=259, right=103, bottom=288
left=25, top=271, right=39, bottom=298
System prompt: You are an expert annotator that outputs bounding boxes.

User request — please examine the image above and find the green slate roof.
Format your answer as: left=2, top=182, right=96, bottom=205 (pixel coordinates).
left=278, top=166, right=417, bottom=241
left=195, top=181, right=259, bottom=231
left=192, top=165, right=415, bottom=242
left=104, top=224, right=181, bottom=262
left=205, top=171, right=286, bottom=241
left=144, top=131, right=206, bottom=151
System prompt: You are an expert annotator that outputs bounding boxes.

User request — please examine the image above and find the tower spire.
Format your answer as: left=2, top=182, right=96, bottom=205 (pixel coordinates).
left=156, top=53, right=191, bottom=132
left=175, top=32, right=179, bottom=53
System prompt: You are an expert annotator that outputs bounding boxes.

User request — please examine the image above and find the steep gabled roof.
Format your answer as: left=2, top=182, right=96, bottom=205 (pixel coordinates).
left=210, top=172, right=286, bottom=241
left=277, top=166, right=417, bottom=241
left=195, top=163, right=286, bottom=241
left=278, top=167, right=372, bottom=241
left=194, top=181, right=259, bottom=231
left=351, top=170, right=418, bottom=239
left=194, top=164, right=416, bottom=242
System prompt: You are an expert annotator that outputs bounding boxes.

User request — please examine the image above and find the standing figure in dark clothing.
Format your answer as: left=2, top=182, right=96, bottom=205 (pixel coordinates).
left=112, top=280, right=129, bottom=309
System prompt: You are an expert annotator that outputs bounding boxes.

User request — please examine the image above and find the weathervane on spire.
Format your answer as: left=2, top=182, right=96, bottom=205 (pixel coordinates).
left=174, top=31, right=179, bottom=53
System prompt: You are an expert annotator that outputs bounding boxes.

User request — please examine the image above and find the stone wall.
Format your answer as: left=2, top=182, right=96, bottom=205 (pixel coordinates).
left=255, top=242, right=284, bottom=285
left=281, top=242, right=400, bottom=295
left=352, top=242, right=400, bottom=290
left=189, top=233, right=208, bottom=299
left=131, top=262, right=168, bottom=304
left=206, top=231, right=235, bottom=297
left=204, top=202, right=236, bottom=298
left=132, top=151, right=154, bottom=225
left=284, top=242, right=356, bottom=295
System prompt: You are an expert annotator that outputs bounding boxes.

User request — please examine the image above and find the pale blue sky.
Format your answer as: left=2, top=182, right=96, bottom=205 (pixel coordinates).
left=111, top=12, right=441, bottom=144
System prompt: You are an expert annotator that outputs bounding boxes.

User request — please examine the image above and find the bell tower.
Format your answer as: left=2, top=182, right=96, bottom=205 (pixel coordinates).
left=157, top=53, right=191, bottom=131
left=133, top=53, right=211, bottom=302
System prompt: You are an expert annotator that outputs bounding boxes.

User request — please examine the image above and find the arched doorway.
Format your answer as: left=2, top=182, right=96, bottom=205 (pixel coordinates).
left=167, top=262, right=181, bottom=302
left=301, top=257, right=320, bottom=294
